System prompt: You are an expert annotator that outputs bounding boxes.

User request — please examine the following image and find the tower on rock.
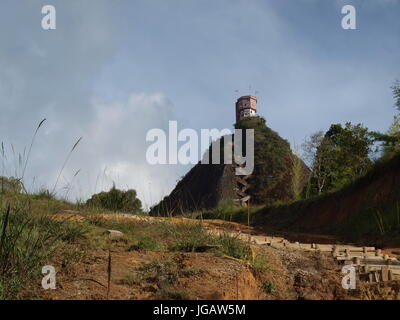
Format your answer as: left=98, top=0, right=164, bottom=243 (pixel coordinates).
left=235, top=96, right=257, bottom=124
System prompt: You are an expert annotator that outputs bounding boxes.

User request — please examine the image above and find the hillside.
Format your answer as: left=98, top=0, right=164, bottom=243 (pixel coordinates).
left=151, top=117, right=310, bottom=216
left=253, top=153, right=400, bottom=246
left=2, top=189, right=400, bottom=300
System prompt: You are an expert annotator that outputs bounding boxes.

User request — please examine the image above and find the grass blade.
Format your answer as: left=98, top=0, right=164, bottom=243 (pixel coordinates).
left=52, top=137, right=82, bottom=195
left=22, top=118, right=46, bottom=180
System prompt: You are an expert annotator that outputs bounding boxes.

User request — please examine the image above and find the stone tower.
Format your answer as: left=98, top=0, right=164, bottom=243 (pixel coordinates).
left=235, top=95, right=257, bottom=123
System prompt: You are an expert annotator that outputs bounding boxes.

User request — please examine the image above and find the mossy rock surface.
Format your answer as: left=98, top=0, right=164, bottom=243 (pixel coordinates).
left=150, top=117, right=310, bottom=216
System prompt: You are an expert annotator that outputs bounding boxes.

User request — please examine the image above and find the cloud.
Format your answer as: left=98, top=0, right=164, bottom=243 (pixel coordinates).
left=0, top=0, right=118, bottom=144
left=5, top=91, right=184, bottom=209
left=0, top=1, right=187, bottom=209
left=69, top=93, right=184, bottom=209
left=0, top=1, right=229, bottom=209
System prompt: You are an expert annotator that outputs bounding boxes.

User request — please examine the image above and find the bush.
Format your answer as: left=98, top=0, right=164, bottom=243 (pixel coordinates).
left=168, top=223, right=212, bottom=252
left=86, top=184, right=142, bottom=213
left=261, top=282, right=276, bottom=293
left=0, top=176, right=22, bottom=194
left=216, top=233, right=252, bottom=260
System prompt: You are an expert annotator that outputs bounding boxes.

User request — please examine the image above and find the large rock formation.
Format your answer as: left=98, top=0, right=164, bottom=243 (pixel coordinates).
left=150, top=117, right=310, bottom=216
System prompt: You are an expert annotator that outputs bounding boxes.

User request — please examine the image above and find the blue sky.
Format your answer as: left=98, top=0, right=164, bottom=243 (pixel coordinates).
left=0, top=0, right=399, bottom=208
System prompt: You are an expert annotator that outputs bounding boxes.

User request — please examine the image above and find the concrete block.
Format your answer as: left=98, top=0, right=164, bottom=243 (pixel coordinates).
left=382, top=267, right=389, bottom=282
left=106, top=229, right=123, bottom=236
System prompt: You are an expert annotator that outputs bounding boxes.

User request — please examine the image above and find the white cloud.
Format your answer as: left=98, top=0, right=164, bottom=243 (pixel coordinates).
left=54, top=92, right=185, bottom=209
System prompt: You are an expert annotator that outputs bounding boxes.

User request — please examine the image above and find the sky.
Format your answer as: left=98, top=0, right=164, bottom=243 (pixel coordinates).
left=0, top=0, right=399, bottom=209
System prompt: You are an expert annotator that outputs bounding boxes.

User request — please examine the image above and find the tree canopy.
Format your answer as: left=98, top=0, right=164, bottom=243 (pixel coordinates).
left=369, top=81, right=400, bottom=160
left=86, top=185, right=142, bottom=213
left=304, top=122, right=373, bottom=196
left=392, top=80, right=400, bottom=112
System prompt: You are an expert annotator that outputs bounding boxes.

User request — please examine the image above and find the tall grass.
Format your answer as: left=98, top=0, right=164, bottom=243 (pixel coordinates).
left=0, top=198, right=87, bottom=299
left=165, top=223, right=252, bottom=259
left=21, top=119, right=46, bottom=182
left=52, top=137, right=83, bottom=195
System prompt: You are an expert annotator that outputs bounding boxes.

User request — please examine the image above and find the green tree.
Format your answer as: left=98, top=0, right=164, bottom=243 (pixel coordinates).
left=302, top=131, right=336, bottom=196
left=392, top=80, right=400, bottom=111
left=86, top=184, right=142, bottom=213
left=305, top=123, right=373, bottom=196
left=369, top=81, right=400, bottom=160
left=381, top=116, right=400, bottom=159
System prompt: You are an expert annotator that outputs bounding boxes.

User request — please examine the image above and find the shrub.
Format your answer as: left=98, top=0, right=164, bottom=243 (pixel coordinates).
left=167, top=223, right=213, bottom=252
left=261, top=282, right=276, bottom=293
left=216, top=232, right=252, bottom=260
left=86, top=184, right=142, bottom=213
left=0, top=176, right=22, bottom=194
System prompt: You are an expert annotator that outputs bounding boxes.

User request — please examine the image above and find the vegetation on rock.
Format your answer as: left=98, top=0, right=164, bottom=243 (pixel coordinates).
left=235, top=116, right=310, bottom=205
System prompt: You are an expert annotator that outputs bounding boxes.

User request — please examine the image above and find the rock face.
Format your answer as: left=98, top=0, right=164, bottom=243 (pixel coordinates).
left=150, top=162, right=237, bottom=216
left=150, top=117, right=310, bottom=216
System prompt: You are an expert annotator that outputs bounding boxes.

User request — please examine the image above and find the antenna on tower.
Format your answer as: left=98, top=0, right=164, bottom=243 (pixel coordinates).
left=234, top=87, right=259, bottom=97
